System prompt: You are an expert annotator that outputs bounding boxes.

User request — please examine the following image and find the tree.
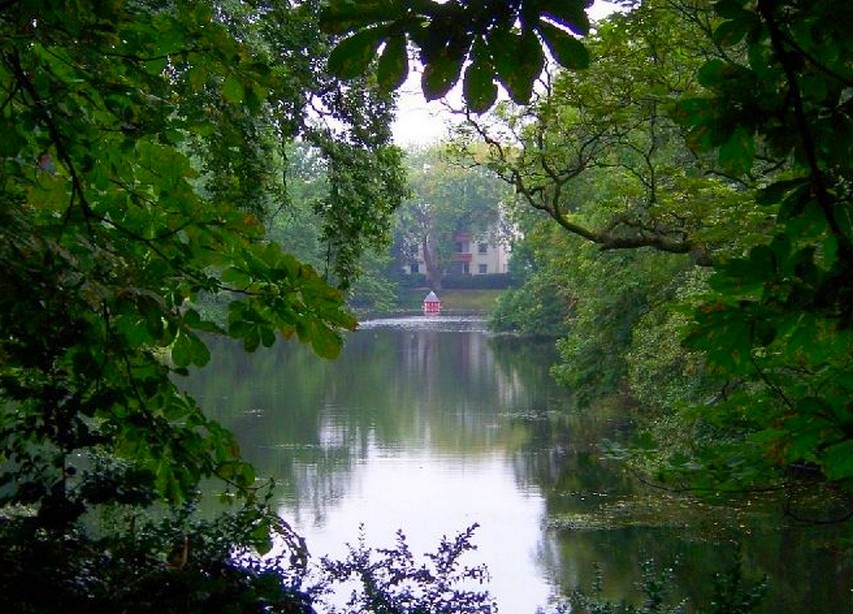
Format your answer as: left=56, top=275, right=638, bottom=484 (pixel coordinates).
left=453, top=2, right=769, bottom=267
left=476, top=1, right=743, bottom=410
left=671, top=0, right=853, bottom=490
left=266, top=140, right=406, bottom=312
left=488, top=219, right=575, bottom=339
left=0, top=0, right=406, bottom=608
left=393, top=145, right=511, bottom=289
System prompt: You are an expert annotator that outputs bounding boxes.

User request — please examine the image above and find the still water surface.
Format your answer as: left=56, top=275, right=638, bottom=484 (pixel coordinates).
left=188, top=316, right=851, bottom=612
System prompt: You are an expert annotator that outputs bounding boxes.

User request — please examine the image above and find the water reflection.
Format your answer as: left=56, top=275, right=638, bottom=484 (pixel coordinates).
left=189, top=317, right=567, bottom=610
left=185, top=317, right=852, bottom=613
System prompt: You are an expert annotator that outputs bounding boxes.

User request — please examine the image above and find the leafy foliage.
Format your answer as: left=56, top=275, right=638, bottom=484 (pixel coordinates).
left=267, top=141, right=404, bottom=311
left=552, top=247, right=689, bottom=409
left=625, top=268, right=720, bottom=430
left=0, top=0, right=405, bottom=608
left=0, top=0, right=360, bottom=518
left=321, top=0, right=595, bottom=111
left=0, top=498, right=314, bottom=613
left=484, top=1, right=736, bottom=410
left=318, top=524, right=496, bottom=614
left=453, top=0, right=766, bottom=267
left=670, top=0, right=853, bottom=489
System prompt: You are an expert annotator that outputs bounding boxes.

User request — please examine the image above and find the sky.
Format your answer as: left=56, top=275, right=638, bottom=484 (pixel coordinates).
left=391, top=1, right=623, bottom=147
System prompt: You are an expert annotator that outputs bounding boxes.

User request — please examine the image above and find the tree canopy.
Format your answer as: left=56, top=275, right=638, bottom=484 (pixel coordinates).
left=452, top=1, right=763, bottom=266
left=0, top=0, right=406, bottom=609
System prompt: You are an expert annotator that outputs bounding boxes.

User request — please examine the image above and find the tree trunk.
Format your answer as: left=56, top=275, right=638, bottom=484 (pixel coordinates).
left=422, top=235, right=443, bottom=290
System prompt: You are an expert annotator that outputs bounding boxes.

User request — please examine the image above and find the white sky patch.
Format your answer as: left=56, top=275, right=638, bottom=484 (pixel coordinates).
left=392, top=68, right=454, bottom=148
left=392, top=1, right=623, bottom=147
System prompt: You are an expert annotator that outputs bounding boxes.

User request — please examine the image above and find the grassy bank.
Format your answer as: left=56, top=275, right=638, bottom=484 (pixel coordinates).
left=395, top=288, right=505, bottom=314
left=440, top=289, right=505, bottom=312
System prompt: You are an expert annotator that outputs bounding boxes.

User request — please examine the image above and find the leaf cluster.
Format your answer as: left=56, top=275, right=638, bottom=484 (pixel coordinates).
left=321, top=0, right=594, bottom=112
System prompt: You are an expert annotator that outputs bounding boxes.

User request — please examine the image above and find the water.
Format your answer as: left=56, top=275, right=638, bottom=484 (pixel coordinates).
left=187, top=316, right=852, bottom=613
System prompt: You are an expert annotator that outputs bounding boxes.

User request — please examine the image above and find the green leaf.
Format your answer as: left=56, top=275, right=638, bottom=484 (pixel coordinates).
left=536, top=21, right=589, bottom=69
left=243, top=329, right=261, bottom=353
left=187, top=65, right=208, bottom=90
left=221, top=266, right=251, bottom=288
left=490, top=28, right=544, bottom=105
left=776, top=183, right=813, bottom=221
left=697, top=58, right=731, bottom=88
left=673, top=97, right=714, bottom=128
left=756, top=177, right=810, bottom=207
left=718, top=125, right=754, bottom=175
left=538, top=0, right=590, bottom=36
left=328, top=27, right=385, bottom=79
left=260, top=325, right=276, bottom=348
left=251, top=521, right=274, bottom=555
left=463, top=60, right=497, bottom=114
left=0, top=120, right=26, bottom=157
left=310, top=325, right=343, bottom=359
left=144, top=57, right=167, bottom=76
left=422, top=52, right=465, bottom=101
left=822, top=440, right=853, bottom=480
left=377, top=35, right=408, bottom=92
left=222, top=73, right=245, bottom=104
left=188, top=333, right=211, bottom=367
left=171, top=333, right=193, bottom=368
left=713, top=17, right=752, bottom=47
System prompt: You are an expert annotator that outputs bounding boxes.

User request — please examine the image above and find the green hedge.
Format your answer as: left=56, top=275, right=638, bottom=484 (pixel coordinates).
left=441, top=274, right=515, bottom=290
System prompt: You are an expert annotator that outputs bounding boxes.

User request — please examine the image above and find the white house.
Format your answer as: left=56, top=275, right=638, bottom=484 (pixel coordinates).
left=404, top=230, right=510, bottom=276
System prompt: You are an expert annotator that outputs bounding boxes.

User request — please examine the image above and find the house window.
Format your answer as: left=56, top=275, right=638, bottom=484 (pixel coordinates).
left=410, top=263, right=419, bottom=274
left=456, top=241, right=470, bottom=253
left=462, top=263, right=470, bottom=274
left=478, top=242, right=488, bottom=254
left=478, top=264, right=488, bottom=274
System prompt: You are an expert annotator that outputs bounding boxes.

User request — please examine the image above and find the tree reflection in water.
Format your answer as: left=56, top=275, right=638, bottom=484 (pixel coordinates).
left=185, top=317, right=852, bottom=613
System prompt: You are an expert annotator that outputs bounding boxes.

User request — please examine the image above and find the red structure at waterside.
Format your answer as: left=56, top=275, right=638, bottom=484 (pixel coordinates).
left=423, top=291, right=441, bottom=315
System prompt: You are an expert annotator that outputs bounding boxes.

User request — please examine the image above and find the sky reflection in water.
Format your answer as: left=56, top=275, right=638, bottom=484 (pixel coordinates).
left=278, top=316, right=558, bottom=612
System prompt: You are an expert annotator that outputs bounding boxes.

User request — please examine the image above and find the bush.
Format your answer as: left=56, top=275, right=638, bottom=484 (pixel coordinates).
left=317, top=524, right=496, bottom=614
left=0, top=501, right=314, bottom=614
